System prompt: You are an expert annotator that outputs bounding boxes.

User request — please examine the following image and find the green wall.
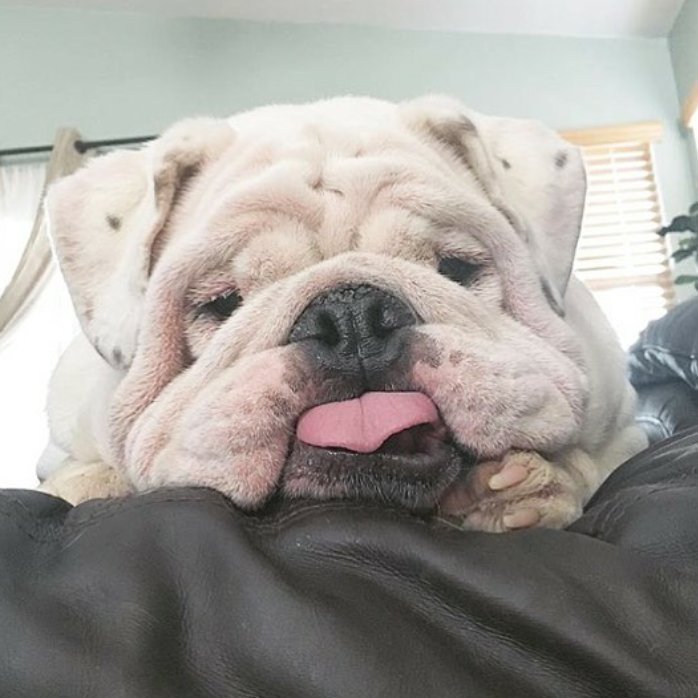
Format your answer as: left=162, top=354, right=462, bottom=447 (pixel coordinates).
left=1, top=6, right=694, bottom=224
left=670, top=0, right=698, bottom=106
left=669, top=0, right=698, bottom=193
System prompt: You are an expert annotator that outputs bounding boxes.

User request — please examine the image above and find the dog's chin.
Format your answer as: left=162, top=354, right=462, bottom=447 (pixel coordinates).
left=280, top=422, right=475, bottom=513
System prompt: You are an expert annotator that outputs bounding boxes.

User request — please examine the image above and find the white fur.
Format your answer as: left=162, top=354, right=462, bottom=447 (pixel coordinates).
left=38, top=96, right=646, bottom=525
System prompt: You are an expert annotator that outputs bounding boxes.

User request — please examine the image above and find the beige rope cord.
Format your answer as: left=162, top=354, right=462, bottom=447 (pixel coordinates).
left=0, top=128, right=83, bottom=345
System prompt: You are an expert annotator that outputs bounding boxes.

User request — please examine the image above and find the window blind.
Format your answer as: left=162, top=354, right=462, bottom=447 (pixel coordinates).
left=561, top=123, right=674, bottom=348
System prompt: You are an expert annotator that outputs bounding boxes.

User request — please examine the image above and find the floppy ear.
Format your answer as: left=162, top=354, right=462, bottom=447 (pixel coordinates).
left=46, top=118, right=235, bottom=369
left=403, top=96, right=586, bottom=307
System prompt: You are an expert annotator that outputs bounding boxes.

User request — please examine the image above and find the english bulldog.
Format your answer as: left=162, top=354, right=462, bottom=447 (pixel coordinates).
left=37, top=96, right=647, bottom=532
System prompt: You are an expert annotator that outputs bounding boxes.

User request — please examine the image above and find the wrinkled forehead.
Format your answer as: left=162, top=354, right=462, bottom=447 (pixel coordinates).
left=160, top=98, right=494, bottom=284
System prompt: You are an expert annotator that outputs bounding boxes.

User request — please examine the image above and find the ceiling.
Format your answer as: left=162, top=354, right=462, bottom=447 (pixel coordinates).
left=9, top=0, right=687, bottom=38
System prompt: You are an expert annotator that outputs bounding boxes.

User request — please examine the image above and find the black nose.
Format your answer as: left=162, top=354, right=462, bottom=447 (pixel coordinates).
left=288, top=284, right=417, bottom=378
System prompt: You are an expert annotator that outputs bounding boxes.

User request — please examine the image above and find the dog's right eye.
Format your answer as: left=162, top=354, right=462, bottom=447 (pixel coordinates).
left=200, top=289, right=243, bottom=320
left=438, top=257, right=481, bottom=287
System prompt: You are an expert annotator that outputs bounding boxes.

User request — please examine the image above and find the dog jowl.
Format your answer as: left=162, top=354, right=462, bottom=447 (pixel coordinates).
left=39, top=96, right=647, bottom=532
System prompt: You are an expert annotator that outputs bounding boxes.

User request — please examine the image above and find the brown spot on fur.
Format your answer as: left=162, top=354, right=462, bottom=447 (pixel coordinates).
left=449, top=350, right=464, bottom=365
left=286, top=376, right=306, bottom=395
left=423, top=114, right=500, bottom=202
left=106, top=215, right=121, bottom=231
left=179, top=163, right=200, bottom=185
left=555, top=151, right=568, bottom=168
left=150, top=160, right=203, bottom=275
left=428, top=115, right=476, bottom=159
left=153, top=170, right=173, bottom=204
left=112, top=348, right=124, bottom=367
left=263, top=392, right=294, bottom=419
left=411, top=334, right=443, bottom=368
left=500, top=158, right=511, bottom=169
left=154, top=161, right=201, bottom=206
left=283, top=354, right=314, bottom=395
left=458, top=115, right=477, bottom=133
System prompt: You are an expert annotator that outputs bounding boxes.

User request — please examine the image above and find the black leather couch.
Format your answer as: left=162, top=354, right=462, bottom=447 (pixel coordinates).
left=2, top=423, right=698, bottom=697
left=629, top=296, right=698, bottom=443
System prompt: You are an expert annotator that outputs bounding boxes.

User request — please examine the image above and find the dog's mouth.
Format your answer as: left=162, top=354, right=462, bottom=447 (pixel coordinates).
left=281, top=391, right=476, bottom=511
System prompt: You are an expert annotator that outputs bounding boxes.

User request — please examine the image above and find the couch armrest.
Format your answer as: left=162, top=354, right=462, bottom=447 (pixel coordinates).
left=634, top=379, right=698, bottom=443
left=628, top=297, right=698, bottom=390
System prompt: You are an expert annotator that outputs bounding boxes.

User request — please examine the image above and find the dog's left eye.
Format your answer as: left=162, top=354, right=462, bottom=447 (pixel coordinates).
left=200, top=289, right=243, bottom=320
left=438, top=257, right=481, bottom=287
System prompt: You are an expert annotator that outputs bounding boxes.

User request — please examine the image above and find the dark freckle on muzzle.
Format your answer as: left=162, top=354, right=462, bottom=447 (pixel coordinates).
left=411, top=335, right=443, bottom=369
left=449, top=350, right=464, bottom=366
left=282, top=354, right=314, bottom=395
left=263, top=392, right=294, bottom=418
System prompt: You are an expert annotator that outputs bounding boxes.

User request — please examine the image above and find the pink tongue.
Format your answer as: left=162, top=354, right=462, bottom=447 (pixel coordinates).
left=297, top=391, right=439, bottom=454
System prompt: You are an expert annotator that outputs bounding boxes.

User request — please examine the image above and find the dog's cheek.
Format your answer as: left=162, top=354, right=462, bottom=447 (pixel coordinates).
left=410, top=333, right=518, bottom=457
left=133, top=348, right=315, bottom=507
left=409, top=328, right=582, bottom=457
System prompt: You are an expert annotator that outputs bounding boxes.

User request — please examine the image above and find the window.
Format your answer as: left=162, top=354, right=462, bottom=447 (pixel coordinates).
left=0, top=270, right=78, bottom=488
left=0, top=158, right=80, bottom=488
left=561, top=122, right=674, bottom=348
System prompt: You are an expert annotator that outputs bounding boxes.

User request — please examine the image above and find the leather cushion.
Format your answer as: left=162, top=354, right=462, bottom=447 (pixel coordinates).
left=628, top=296, right=698, bottom=389
left=2, top=429, right=698, bottom=697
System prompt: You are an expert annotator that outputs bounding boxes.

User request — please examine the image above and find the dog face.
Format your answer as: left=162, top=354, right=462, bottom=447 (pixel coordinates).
left=47, top=96, right=589, bottom=512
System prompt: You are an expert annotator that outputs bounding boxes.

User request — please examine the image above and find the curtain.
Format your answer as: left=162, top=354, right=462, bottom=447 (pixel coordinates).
left=0, top=128, right=84, bottom=346
left=0, top=160, right=47, bottom=295
left=0, top=129, right=84, bottom=487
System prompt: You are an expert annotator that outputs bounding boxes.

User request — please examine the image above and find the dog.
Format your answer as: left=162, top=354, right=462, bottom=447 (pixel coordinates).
left=37, top=96, right=647, bottom=532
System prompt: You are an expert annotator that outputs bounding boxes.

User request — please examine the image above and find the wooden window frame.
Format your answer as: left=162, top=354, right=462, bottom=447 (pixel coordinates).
left=557, top=121, right=674, bottom=347
left=560, top=121, right=663, bottom=148
left=682, top=81, right=698, bottom=127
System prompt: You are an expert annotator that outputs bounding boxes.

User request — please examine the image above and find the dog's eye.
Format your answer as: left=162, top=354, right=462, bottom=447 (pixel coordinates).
left=200, top=289, right=243, bottom=320
left=438, top=257, right=481, bottom=287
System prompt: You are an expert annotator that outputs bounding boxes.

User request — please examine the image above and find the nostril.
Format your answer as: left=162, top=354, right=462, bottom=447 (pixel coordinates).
left=317, top=310, right=341, bottom=347
left=367, top=302, right=394, bottom=339
left=367, top=296, right=416, bottom=339
left=367, top=302, right=384, bottom=338
left=288, top=284, right=417, bottom=356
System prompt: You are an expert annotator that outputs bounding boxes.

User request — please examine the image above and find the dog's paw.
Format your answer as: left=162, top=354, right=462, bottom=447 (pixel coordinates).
left=437, top=451, right=583, bottom=533
left=38, top=460, right=133, bottom=505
